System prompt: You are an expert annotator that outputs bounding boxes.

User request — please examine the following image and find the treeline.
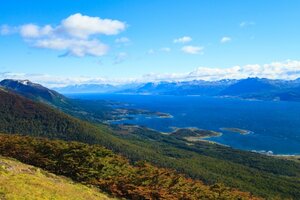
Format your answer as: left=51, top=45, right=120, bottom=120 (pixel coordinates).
left=0, top=134, right=260, bottom=200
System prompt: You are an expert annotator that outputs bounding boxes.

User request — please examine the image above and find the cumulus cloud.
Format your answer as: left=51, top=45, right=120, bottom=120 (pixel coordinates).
left=220, top=36, right=231, bottom=43
left=20, top=24, right=53, bottom=38
left=186, top=60, right=300, bottom=81
left=181, top=45, right=204, bottom=54
left=1, top=13, right=126, bottom=57
left=129, top=60, right=300, bottom=82
left=35, top=38, right=108, bottom=57
left=173, top=36, right=192, bottom=43
left=61, top=13, right=126, bottom=39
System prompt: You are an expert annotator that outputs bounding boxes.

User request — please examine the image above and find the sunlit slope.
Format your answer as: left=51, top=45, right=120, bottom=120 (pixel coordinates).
left=0, top=156, right=114, bottom=200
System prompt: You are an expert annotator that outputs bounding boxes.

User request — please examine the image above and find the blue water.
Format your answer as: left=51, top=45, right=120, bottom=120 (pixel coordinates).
left=67, top=94, right=300, bottom=155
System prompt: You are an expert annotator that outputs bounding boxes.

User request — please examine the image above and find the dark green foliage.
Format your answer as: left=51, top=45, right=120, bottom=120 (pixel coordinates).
left=0, top=134, right=260, bottom=200
left=108, top=126, right=300, bottom=199
left=0, top=89, right=110, bottom=142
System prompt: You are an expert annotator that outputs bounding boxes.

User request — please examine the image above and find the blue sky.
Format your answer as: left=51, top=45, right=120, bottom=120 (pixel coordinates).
left=1, top=0, right=300, bottom=86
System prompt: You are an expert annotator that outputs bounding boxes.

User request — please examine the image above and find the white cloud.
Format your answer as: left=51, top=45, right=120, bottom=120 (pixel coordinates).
left=20, top=24, right=39, bottom=38
left=114, top=52, right=128, bottom=64
left=173, top=36, right=192, bottom=43
left=188, top=60, right=300, bottom=81
left=138, top=60, right=300, bottom=82
left=0, top=72, right=110, bottom=87
left=181, top=45, right=204, bottom=54
left=240, top=21, right=255, bottom=28
left=160, top=47, right=171, bottom=52
left=1, top=60, right=300, bottom=87
left=220, top=36, right=231, bottom=43
left=20, top=24, right=53, bottom=38
left=1, top=13, right=126, bottom=57
left=115, top=37, right=130, bottom=43
left=61, top=13, right=126, bottom=39
left=35, top=38, right=108, bottom=57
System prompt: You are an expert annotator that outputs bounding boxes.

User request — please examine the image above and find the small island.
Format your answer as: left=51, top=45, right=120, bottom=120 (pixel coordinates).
left=170, top=127, right=222, bottom=142
left=108, top=108, right=172, bottom=121
left=220, top=127, right=251, bottom=135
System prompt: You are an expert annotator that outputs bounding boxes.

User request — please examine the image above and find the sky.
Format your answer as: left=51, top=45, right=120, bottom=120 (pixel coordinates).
left=1, top=0, right=300, bottom=87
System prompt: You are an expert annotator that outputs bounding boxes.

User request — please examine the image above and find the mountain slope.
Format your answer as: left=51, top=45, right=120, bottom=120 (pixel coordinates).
left=0, top=134, right=261, bottom=200
left=120, top=80, right=235, bottom=95
left=0, top=156, right=114, bottom=200
left=0, top=88, right=103, bottom=141
left=0, top=79, right=120, bottom=123
left=220, top=78, right=278, bottom=96
left=0, top=79, right=69, bottom=107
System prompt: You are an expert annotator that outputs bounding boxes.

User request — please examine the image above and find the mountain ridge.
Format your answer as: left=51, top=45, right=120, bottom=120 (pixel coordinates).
left=0, top=79, right=69, bottom=107
left=51, top=77, right=300, bottom=101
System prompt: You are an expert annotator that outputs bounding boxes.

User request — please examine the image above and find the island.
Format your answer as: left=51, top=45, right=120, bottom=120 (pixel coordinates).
left=170, top=127, right=222, bottom=142
left=220, top=127, right=251, bottom=135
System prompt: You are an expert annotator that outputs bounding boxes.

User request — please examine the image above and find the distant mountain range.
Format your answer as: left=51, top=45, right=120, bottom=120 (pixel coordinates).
left=52, top=77, right=300, bottom=101
left=52, top=82, right=142, bottom=94
left=2, top=78, right=300, bottom=102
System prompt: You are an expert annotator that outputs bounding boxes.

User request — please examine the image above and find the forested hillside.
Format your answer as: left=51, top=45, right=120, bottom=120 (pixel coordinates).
left=0, top=89, right=109, bottom=142
left=0, top=134, right=260, bottom=200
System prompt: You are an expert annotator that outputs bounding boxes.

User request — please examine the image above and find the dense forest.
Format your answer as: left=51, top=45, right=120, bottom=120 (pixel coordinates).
left=1, top=88, right=300, bottom=199
left=0, top=134, right=261, bottom=200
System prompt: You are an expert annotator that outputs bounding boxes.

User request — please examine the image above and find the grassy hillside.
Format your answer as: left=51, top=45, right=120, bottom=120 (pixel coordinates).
left=0, top=134, right=260, bottom=200
left=1, top=89, right=300, bottom=198
left=0, top=156, right=114, bottom=200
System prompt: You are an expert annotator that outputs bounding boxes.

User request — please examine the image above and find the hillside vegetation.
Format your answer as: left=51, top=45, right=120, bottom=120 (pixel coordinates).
left=0, top=134, right=260, bottom=200
left=0, top=156, right=114, bottom=200
left=1, top=88, right=300, bottom=199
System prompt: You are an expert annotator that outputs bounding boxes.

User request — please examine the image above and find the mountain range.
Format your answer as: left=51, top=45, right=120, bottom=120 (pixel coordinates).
left=52, top=77, right=300, bottom=101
